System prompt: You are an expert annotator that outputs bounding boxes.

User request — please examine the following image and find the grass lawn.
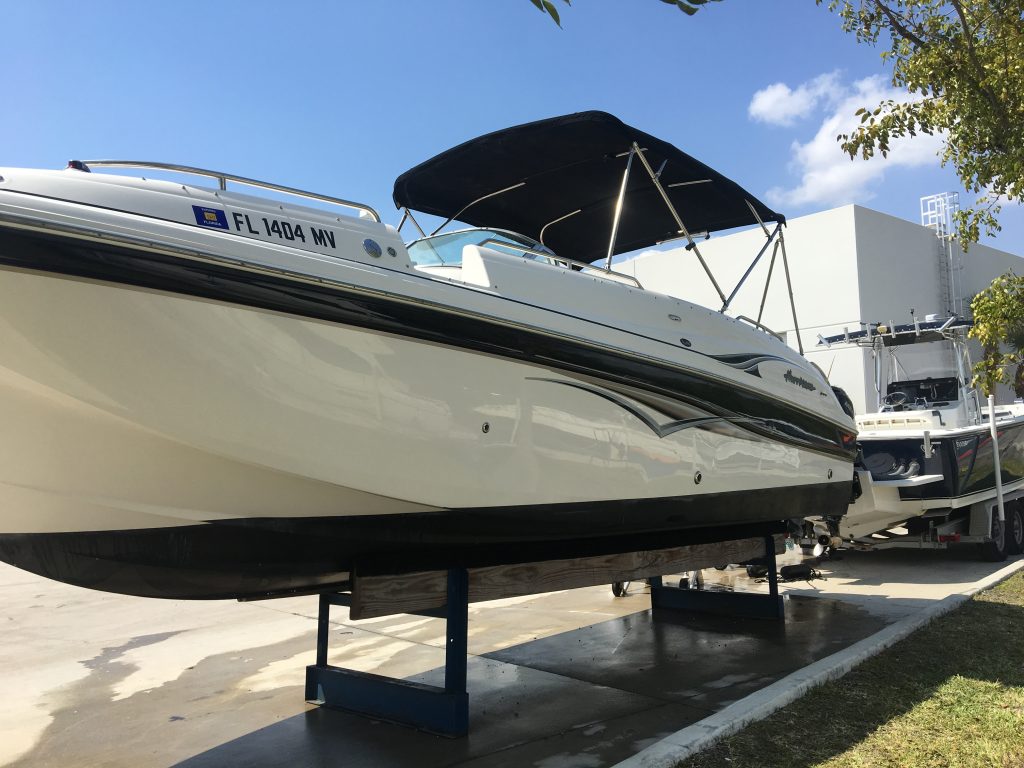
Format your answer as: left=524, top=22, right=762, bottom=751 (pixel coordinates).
left=678, top=570, right=1024, bottom=768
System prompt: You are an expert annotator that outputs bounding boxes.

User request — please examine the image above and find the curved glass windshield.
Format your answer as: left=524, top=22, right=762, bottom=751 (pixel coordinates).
left=406, top=228, right=555, bottom=267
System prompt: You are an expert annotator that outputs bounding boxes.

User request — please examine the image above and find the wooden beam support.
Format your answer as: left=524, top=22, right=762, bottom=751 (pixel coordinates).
left=349, top=535, right=780, bottom=620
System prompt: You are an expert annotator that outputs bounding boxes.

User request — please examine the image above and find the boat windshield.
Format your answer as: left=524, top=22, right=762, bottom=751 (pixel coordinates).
left=406, top=229, right=556, bottom=267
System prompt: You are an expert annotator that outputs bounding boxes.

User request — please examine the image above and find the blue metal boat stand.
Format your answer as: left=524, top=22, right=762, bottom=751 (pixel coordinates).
left=304, top=566, right=470, bottom=737
left=649, top=535, right=784, bottom=620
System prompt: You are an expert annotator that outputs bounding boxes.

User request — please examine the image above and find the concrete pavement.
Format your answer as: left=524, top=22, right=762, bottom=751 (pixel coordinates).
left=2, top=547, right=1019, bottom=768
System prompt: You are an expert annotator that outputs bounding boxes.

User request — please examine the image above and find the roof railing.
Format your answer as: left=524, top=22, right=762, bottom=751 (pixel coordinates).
left=73, top=160, right=381, bottom=222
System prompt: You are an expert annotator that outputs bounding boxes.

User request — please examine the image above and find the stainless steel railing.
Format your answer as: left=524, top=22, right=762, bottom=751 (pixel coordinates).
left=735, top=315, right=784, bottom=341
left=75, top=160, right=381, bottom=222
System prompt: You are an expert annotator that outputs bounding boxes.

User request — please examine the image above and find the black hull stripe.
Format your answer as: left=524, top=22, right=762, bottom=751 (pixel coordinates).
left=0, top=482, right=848, bottom=599
left=0, top=225, right=854, bottom=460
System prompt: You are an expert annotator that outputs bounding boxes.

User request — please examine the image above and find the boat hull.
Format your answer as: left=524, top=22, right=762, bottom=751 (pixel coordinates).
left=0, top=486, right=844, bottom=599
left=838, top=418, right=1024, bottom=540
left=0, top=223, right=854, bottom=598
left=859, top=419, right=1024, bottom=502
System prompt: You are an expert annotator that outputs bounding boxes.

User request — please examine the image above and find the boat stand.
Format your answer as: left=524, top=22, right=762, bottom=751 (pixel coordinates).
left=649, top=535, right=784, bottom=620
left=304, top=567, right=470, bottom=737
left=302, top=533, right=782, bottom=736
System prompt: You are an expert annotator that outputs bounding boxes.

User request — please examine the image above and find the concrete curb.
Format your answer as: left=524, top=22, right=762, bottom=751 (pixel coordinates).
left=612, top=556, right=1024, bottom=768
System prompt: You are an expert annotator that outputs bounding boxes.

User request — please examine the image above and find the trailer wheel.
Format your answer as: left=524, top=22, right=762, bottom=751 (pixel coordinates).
left=1006, top=503, right=1024, bottom=556
left=981, top=511, right=1008, bottom=562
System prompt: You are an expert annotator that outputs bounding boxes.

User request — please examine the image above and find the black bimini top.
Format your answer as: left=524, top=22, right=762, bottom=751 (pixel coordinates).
left=393, top=111, right=783, bottom=264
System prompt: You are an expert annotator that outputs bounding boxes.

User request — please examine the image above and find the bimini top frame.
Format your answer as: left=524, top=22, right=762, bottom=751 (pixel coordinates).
left=392, top=111, right=783, bottom=262
left=393, top=111, right=803, bottom=349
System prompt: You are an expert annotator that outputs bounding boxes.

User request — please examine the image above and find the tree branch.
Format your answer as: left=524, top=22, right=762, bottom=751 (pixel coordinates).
left=871, top=0, right=929, bottom=49
left=949, top=0, right=1010, bottom=136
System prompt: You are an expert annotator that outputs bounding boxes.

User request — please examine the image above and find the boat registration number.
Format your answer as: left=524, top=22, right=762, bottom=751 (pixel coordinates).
left=229, top=212, right=337, bottom=250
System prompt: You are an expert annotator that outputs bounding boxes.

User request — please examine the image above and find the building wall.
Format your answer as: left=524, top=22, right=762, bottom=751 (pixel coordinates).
left=620, top=204, right=1024, bottom=413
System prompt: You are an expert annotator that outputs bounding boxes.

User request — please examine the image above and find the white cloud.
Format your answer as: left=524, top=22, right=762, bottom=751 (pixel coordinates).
left=755, top=74, right=944, bottom=209
left=748, top=72, right=841, bottom=126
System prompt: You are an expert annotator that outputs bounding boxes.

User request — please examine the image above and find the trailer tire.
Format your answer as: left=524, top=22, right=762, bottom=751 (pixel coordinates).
left=1006, top=503, right=1024, bottom=556
left=981, top=511, right=1008, bottom=562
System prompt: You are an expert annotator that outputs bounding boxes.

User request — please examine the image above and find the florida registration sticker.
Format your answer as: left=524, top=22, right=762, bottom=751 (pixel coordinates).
left=192, top=205, right=229, bottom=230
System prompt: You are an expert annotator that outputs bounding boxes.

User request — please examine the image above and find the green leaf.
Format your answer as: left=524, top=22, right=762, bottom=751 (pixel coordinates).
left=970, top=272, right=1024, bottom=396
left=542, top=0, right=561, bottom=26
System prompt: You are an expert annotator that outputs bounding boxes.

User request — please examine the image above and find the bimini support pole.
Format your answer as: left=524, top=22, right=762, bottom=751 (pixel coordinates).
left=756, top=239, right=780, bottom=326
left=723, top=221, right=782, bottom=312
left=430, top=183, right=526, bottom=236
left=630, top=143, right=726, bottom=305
left=397, top=207, right=427, bottom=237
left=777, top=228, right=804, bottom=354
left=605, top=147, right=636, bottom=270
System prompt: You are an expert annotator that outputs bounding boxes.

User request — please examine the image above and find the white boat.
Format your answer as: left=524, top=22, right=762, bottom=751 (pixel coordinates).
left=0, top=111, right=856, bottom=598
left=816, top=316, right=1024, bottom=552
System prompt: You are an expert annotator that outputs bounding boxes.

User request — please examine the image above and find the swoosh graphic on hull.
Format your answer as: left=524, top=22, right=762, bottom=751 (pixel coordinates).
left=527, top=376, right=759, bottom=439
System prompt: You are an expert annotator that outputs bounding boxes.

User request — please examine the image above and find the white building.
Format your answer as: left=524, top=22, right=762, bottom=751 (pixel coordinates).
left=619, top=203, right=1024, bottom=413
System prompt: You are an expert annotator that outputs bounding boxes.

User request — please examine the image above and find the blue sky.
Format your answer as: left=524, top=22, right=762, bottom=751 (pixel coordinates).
left=5, top=1, right=1022, bottom=255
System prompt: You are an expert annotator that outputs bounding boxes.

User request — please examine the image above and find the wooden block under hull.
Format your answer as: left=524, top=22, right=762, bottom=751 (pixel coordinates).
left=349, top=535, right=782, bottom=619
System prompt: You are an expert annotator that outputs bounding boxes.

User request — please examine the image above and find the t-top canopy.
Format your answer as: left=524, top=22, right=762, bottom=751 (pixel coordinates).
left=392, top=111, right=784, bottom=264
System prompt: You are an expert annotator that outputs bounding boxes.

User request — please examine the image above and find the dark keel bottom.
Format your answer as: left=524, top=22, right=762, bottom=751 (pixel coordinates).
left=0, top=481, right=847, bottom=599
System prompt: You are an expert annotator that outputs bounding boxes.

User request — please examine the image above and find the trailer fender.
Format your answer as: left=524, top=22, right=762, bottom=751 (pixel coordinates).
left=968, top=501, right=992, bottom=538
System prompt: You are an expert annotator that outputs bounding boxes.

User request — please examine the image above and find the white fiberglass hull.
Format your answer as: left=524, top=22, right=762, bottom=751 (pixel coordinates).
left=0, top=168, right=856, bottom=597
left=0, top=267, right=846, bottom=526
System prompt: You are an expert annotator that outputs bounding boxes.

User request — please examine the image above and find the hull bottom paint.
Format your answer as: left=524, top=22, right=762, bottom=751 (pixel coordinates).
left=0, top=481, right=846, bottom=599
